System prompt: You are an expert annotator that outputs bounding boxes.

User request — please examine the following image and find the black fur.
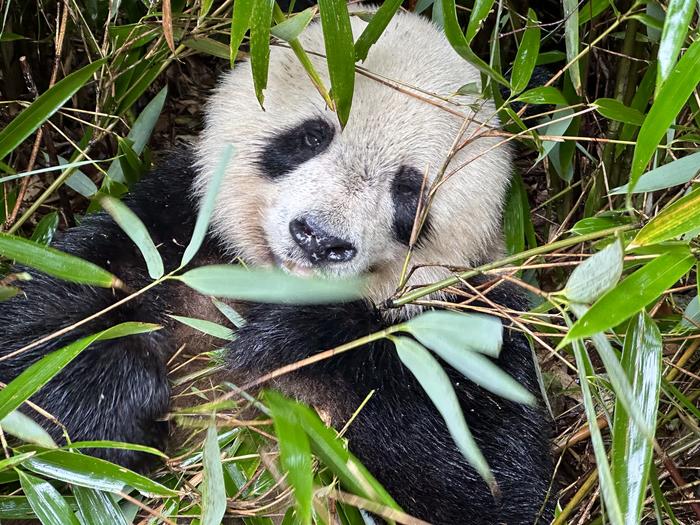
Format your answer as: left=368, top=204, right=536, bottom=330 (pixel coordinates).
left=391, top=165, right=432, bottom=246
left=258, top=117, right=335, bottom=178
left=0, top=152, right=554, bottom=522
left=230, top=288, right=553, bottom=524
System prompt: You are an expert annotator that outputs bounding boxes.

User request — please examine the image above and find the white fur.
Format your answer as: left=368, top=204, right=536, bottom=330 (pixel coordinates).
left=195, top=11, right=512, bottom=318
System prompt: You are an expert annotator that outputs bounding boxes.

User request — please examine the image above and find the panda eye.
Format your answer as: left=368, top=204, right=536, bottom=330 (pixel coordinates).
left=392, top=167, right=423, bottom=198
left=302, top=128, right=324, bottom=149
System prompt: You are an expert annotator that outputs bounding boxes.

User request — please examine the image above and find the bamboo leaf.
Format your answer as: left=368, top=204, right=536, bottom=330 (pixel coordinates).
left=99, top=196, right=164, bottom=279
left=630, top=187, right=700, bottom=247
left=515, top=86, right=568, bottom=106
left=563, top=249, right=694, bottom=343
left=73, top=486, right=128, bottom=525
left=318, top=0, right=355, bottom=125
left=611, top=312, right=662, bottom=525
left=250, top=0, right=275, bottom=106
left=403, top=310, right=503, bottom=358
left=23, top=450, right=178, bottom=497
left=441, top=0, right=508, bottom=86
left=354, top=0, right=402, bottom=62
left=181, top=144, right=235, bottom=267
left=562, top=0, right=581, bottom=94
left=168, top=315, right=234, bottom=341
left=394, top=336, right=496, bottom=495
left=610, top=151, right=700, bottom=194
left=0, top=60, right=105, bottom=161
left=564, top=238, right=624, bottom=303
left=593, top=98, right=644, bottom=126
left=570, top=338, right=624, bottom=525
left=465, top=0, right=495, bottom=43
left=629, top=39, right=700, bottom=192
left=200, top=422, right=227, bottom=525
left=0, top=323, right=160, bottom=421
left=18, top=470, right=81, bottom=525
left=510, top=10, right=540, bottom=94
left=270, top=8, right=315, bottom=42
left=267, top=392, right=313, bottom=524
left=230, top=0, right=254, bottom=65
left=656, top=0, right=694, bottom=90
left=0, top=233, right=119, bottom=288
left=177, top=265, right=364, bottom=304
left=0, top=411, right=57, bottom=449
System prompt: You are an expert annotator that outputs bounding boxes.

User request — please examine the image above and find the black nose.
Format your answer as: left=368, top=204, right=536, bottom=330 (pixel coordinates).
left=289, top=217, right=357, bottom=264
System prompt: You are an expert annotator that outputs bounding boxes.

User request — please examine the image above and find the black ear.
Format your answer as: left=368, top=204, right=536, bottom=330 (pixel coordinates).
left=276, top=0, right=318, bottom=12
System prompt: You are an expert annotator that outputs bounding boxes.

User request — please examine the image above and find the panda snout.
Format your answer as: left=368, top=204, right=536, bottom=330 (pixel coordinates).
left=289, top=217, right=357, bottom=264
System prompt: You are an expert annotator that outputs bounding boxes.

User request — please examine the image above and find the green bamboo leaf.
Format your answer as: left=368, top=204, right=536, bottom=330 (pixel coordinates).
left=168, top=315, right=234, bottom=341
left=318, top=0, right=355, bottom=125
left=0, top=286, right=19, bottom=301
left=562, top=0, right=581, bottom=94
left=267, top=392, right=313, bottom=524
left=183, top=38, right=231, bottom=59
left=630, top=187, right=700, bottom=247
left=0, top=233, right=120, bottom=288
left=656, top=0, right=694, bottom=90
left=271, top=8, right=315, bottom=42
left=0, top=59, right=105, bottom=161
left=514, top=86, right=568, bottom=106
left=510, top=10, right=540, bottom=94
left=570, top=216, right=633, bottom=236
left=629, top=39, right=700, bottom=192
left=611, top=312, right=662, bottom=525
left=200, top=422, right=227, bottom=525
left=578, top=0, right=610, bottom=25
left=465, top=0, right=495, bottom=43
left=0, top=495, right=79, bottom=519
left=441, top=0, right=508, bottom=86
left=563, top=249, right=694, bottom=343
left=73, top=486, right=128, bottom=525
left=593, top=98, right=644, bottom=126
left=99, top=196, right=164, bottom=279
left=564, top=238, right=624, bottom=304
left=0, top=322, right=161, bottom=421
left=177, top=265, right=363, bottom=304
left=0, top=452, right=37, bottom=472
left=354, top=0, right=402, bottom=62
left=403, top=310, right=503, bottom=358
left=267, top=391, right=400, bottom=509
left=181, top=144, right=235, bottom=267
left=230, top=0, right=254, bottom=65
left=107, top=87, right=167, bottom=184
left=18, top=469, right=81, bottom=525
left=679, top=295, right=699, bottom=330
left=30, top=213, right=59, bottom=246
left=610, top=151, right=700, bottom=194
left=570, top=338, right=624, bottom=525
left=0, top=411, right=57, bottom=449
left=250, top=0, right=275, bottom=106
left=393, top=336, right=497, bottom=496
left=23, top=450, right=178, bottom=497
left=66, top=441, right=167, bottom=457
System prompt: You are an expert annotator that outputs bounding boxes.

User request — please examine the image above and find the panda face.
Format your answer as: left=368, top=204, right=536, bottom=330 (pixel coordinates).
left=195, top=11, right=512, bottom=310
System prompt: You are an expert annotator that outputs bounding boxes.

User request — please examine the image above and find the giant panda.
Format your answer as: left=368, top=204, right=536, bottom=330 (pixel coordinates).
left=0, top=10, right=554, bottom=524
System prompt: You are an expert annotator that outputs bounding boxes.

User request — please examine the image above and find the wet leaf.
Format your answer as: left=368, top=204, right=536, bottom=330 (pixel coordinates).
left=656, top=0, right=694, bottom=90
left=611, top=312, right=662, bottom=525
left=511, top=10, right=540, bottom=94
left=18, top=469, right=81, bottom=525
left=73, top=486, right=128, bottom=525
left=0, top=233, right=119, bottom=288
left=318, top=0, right=355, bottom=125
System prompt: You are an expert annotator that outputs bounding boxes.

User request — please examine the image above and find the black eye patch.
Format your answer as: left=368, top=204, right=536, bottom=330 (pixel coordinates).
left=258, top=118, right=334, bottom=178
left=391, top=166, right=431, bottom=246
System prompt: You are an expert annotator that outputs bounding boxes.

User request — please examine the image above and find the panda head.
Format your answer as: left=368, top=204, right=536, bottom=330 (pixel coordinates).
left=195, top=11, right=512, bottom=313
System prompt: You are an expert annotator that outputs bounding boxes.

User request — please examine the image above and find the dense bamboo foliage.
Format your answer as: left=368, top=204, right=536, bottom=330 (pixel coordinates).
left=0, top=0, right=699, bottom=523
